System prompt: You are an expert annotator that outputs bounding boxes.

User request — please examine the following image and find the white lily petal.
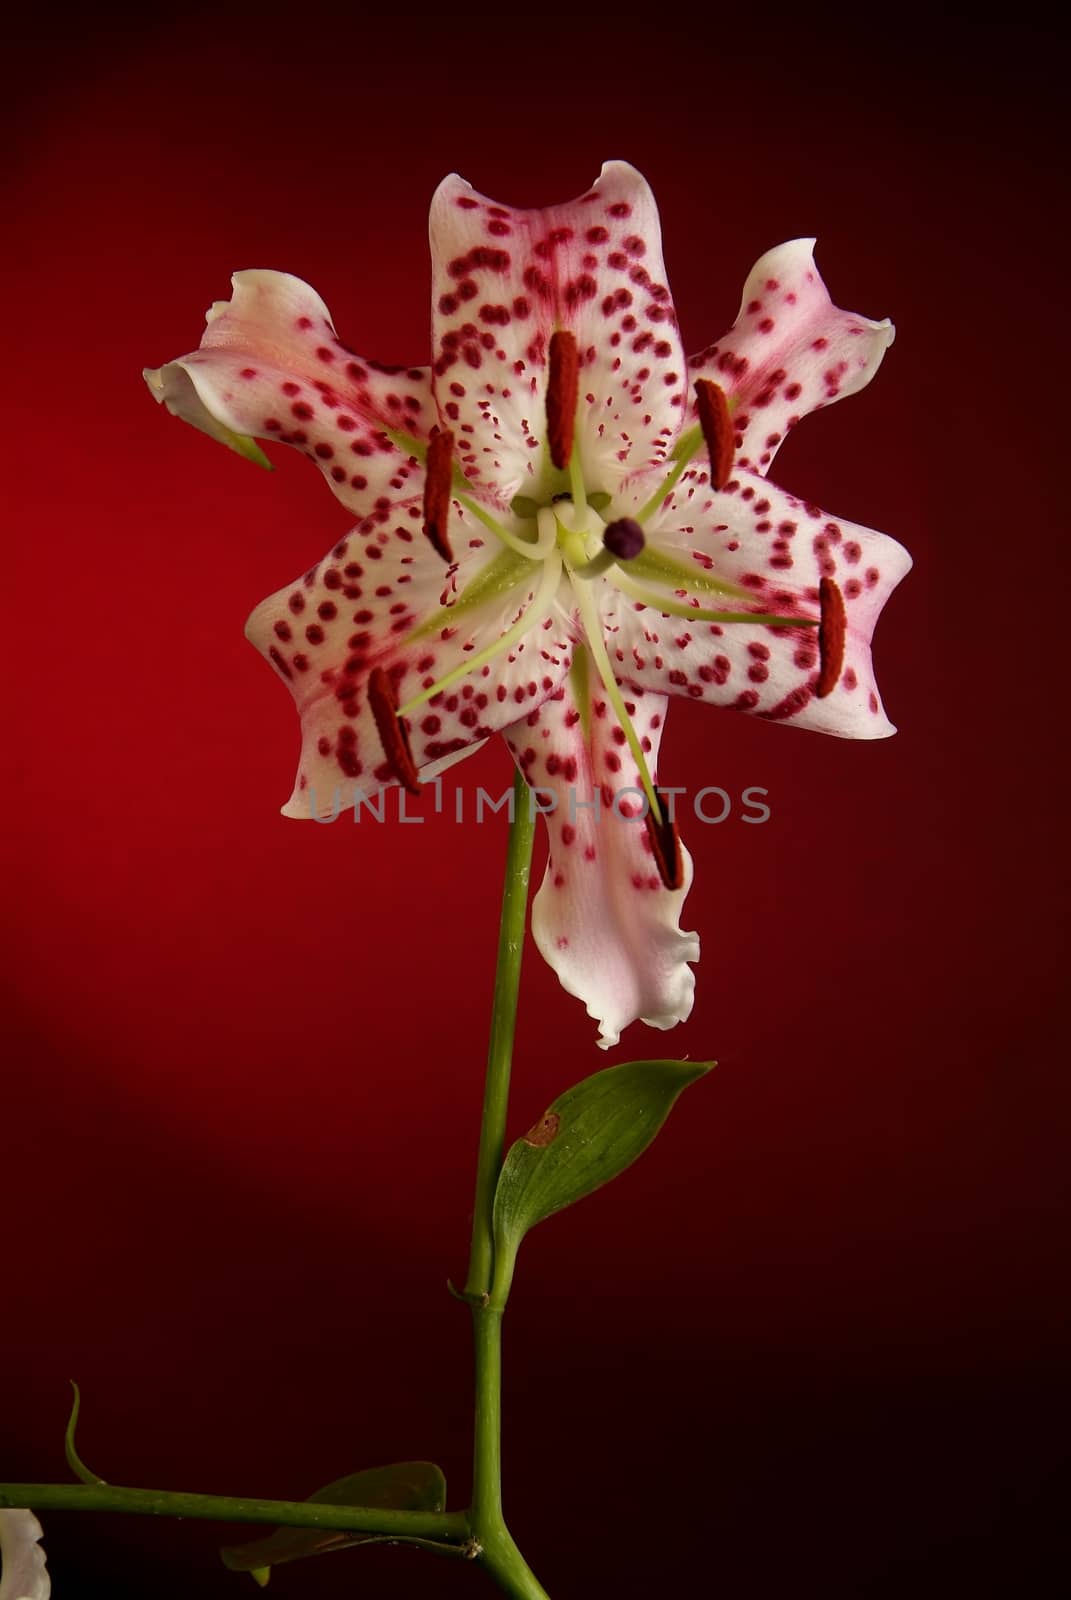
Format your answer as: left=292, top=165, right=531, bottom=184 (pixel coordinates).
left=0, top=1510, right=50, bottom=1600
left=503, top=670, right=698, bottom=1050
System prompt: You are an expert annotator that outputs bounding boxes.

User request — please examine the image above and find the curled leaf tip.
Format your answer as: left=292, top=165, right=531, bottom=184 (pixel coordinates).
left=65, top=1380, right=107, bottom=1486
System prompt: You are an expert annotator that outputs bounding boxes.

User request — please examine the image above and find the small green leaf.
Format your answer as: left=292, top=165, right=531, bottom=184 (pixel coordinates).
left=65, top=1380, right=107, bottom=1485
left=492, top=1059, right=712, bottom=1301
left=219, top=1461, right=446, bottom=1576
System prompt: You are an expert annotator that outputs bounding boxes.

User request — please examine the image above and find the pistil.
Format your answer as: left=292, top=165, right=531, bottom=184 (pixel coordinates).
left=603, top=518, right=645, bottom=560
left=568, top=516, right=647, bottom=581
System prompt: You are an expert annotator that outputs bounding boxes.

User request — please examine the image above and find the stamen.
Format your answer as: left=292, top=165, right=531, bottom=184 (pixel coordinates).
left=368, top=666, right=422, bottom=795
left=635, top=423, right=703, bottom=525
left=546, top=330, right=579, bottom=470
left=817, top=577, right=847, bottom=697
left=608, top=563, right=817, bottom=629
left=458, top=487, right=557, bottom=560
left=397, top=552, right=564, bottom=718
left=422, top=428, right=455, bottom=562
left=384, top=423, right=545, bottom=563
left=644, top=786, right=684, bottom=891
left=562, top=531, right=663, bottom=825
left=603, top=518, right=645, bottom=561
left=694, top=379, right=734, bottom=490
left=629, top=541, right=748, bottom=599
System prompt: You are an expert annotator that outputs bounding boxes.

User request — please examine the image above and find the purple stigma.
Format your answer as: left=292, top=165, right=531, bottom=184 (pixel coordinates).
left=603, top=517, right=645, bottom=561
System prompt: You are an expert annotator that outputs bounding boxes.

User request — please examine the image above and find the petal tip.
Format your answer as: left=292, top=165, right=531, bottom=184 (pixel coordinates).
left=430, top=172, right=473, bottom=209
left=596, top=157, right=648, bottom=185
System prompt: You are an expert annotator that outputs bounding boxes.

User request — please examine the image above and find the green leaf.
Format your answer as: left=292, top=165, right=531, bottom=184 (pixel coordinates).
left=219, top=1461, right=446, bottom=1578
left=491, top=1058, right=713, bottom=1302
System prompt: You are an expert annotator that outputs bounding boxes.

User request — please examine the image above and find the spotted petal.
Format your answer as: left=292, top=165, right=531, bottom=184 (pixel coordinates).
left=145, top=270, right=434, bottom=511
left=0, top=1510, right=50, bottom=1600
left=606, top=468, right=910, bottom=737
left=429, top=161, right=687, bottom=505
left=246, top=501, right=575, bottom=817
left=687, top=239, right=894, bottom=476
left=504, top=665, right=698, bottom=1050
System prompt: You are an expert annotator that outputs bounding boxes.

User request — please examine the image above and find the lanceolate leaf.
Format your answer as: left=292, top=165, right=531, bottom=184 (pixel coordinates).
left=491, top=1059, right=713, bottom=1302
left=219, top=1461, right=446, bottom=1578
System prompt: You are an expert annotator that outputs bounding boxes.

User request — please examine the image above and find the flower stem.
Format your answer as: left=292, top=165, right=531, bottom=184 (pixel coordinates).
left=464, top=767, right=535, bottom=1302
left=462, top=768, right=550, bottom=1598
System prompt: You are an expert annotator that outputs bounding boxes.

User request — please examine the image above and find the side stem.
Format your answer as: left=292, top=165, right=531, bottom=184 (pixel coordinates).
left=0, top=1484, right=466, bottom=1541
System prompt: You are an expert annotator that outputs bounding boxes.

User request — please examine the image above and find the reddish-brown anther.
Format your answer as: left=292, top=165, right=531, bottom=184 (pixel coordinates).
left=644, top=787, right=684, bottom=891
left=694, top=378, right=734, bottom=490
left=423, top=428, right=455, bottom=561
left=546, top=330, right=579, bottom=469
left=816, top=577, right=847, bottom=698
left=368, top=666, right=422, bottom=794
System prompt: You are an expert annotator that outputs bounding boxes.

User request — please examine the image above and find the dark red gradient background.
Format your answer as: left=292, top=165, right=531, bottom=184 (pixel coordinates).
left=4, top=11, right=1067, bottom=1597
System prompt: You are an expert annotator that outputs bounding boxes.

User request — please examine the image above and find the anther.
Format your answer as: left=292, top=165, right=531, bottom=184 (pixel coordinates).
left=603, top=517, right=645, bottom=561
left=368, top=666, right=422, bottom=794
left=816, top=577, right=847, bottom=698
left=546, top=330, right=579, bottom=469
left=644, top=786, right=684, bottom=891
left=694, top=379, right=734, bottom=490
left=422, top=429, right=455, bottom=562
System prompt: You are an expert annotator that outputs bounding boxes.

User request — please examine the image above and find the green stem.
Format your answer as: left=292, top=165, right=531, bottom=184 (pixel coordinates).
left=461, top=768, right=549, bottom=1598
left=0, top=1483, right=467, bottom=1542
left=464, top=767, right=535, bottom=1301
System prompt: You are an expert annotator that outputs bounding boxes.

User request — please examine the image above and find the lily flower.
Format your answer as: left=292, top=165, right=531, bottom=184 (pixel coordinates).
left=145, top=162, right=909, bottom=1048
left=0, top=1510, right=50, bottom=1600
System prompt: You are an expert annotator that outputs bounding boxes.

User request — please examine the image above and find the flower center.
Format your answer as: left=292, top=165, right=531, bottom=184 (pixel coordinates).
left=374, top=361, right=822, bottom=879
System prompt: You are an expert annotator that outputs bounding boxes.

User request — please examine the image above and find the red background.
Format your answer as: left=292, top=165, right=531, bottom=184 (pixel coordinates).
left=4, top=11, right=1067, bottom=1596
